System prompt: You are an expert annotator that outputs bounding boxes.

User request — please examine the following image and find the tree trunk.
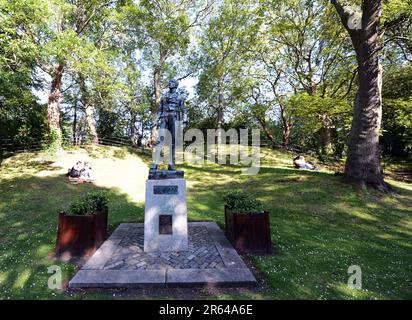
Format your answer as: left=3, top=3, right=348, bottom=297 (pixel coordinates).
left=282, top=125, right=291, bottom=148
left=140, top=116, right=145, bottom=148
left=255, top=117, right=276, bottom=149
left=345, top=45, right=384, bottom=188
left=151, top=67, right=161, bottom=144
left=47, top=64, right=64, bottom=150
left=332, top=0, right=386, bottom=190
left=85, top=104, right=98, bottom=144
left=321, top=113, right=332, bottom=154
left=130, top=109, right=137, bottom=146
left=73, top=99, right=77, bottom=145
left=78, top=73, right=98, bottom=144
left=280, top=104, right=291, bottom=148
left=152, top=47, right=167, bottom=145
left=216, top=88, right=224, bottom=145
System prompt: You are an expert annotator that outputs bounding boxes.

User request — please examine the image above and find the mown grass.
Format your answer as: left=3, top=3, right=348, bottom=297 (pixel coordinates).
left=0, top=146, right=411, bottom=299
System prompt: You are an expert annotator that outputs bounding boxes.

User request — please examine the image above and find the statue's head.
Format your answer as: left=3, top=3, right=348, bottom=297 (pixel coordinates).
left=169, top=79, right=179, bottom=90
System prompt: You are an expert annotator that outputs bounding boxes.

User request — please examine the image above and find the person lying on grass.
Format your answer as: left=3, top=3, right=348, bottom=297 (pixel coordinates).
left=293, top=155, right=320, bottom=170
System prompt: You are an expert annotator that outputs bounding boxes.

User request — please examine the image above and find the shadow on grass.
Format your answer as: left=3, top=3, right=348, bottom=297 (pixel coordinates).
left=0, top=173, right=144, bottom=299
left=183, top=162, right=412, bottom=299
left=1, top=149, right=411, bottom=299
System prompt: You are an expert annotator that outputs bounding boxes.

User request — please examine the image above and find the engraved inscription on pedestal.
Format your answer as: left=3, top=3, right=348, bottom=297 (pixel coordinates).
left=154, top=185, right=178, bottom=195
left=159, top=215, right=173, bottom=235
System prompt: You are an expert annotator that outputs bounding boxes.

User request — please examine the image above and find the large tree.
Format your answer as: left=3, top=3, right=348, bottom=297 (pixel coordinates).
left=72, top=3, right=124, bottom=145
left=197, top=0, right=256, bottom=132
left=331, top=0, right=387, bottom=190
left=0, top=0, right=49, bottom=146
left=258, top=0, right=355, bottom=153
left=125, top=0, right=213, bottom=142
left=4, top=0, right=122, bottom=151
left=44, top=0, right=118, bottom=150
left=381, top=64, right=412, bottom=158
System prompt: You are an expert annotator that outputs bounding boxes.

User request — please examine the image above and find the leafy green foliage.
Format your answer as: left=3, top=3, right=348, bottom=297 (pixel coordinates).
left=382, top=64, right=412, bottom=157
left=286, top=93, right=352, bottom=155
left=197, top=0, right=257, bottom=125
left=0, top=0, right=411, bottom=161
left=223, top=190, right=263, bottom=214
left=0, top=0, right=49, bottom=145
left=68, top=199, right=89, bottom=215
left=84, top=191, right=109, bottom=212
left=68, top=191, right=108, bottom=215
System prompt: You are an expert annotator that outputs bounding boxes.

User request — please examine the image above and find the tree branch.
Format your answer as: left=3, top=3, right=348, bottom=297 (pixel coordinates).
left=331, top=0, right=361, bottom=36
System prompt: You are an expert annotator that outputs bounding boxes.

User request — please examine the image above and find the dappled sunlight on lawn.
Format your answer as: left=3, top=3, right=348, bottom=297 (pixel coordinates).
left=31, top=147, right=150, bottom=203
left=91, top=155, right=148, bottom=203
left=0, top=145, right=411, bottom=299
left=330, top=283, right=380, bottom=300
left=0, top=147, right=149, bottom=299
left=181, top=148, right=412, bottom=299
left=12, top=269, right=31, bottom=290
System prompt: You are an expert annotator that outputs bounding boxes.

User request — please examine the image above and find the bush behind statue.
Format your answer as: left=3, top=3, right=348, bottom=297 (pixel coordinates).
left=69, top=191, right=109, bottom=215
left=223, top=190, right=263, bottom=214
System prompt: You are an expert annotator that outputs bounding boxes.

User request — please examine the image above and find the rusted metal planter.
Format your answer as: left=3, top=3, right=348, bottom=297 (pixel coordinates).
left=55, top=206, right=108, bottom=258
left=225, top=205, right=272, bottom=254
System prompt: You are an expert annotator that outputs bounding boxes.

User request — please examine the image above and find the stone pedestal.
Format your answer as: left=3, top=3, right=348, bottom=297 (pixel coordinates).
left=144, top=177, right=188, bottom=252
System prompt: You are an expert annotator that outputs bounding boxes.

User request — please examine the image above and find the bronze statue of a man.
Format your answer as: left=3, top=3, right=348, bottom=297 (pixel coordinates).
left=150, top=79, right=188, bottom=171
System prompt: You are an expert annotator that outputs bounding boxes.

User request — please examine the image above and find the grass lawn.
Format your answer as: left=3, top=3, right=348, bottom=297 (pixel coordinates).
left=0, top=145, right=411, bottom=299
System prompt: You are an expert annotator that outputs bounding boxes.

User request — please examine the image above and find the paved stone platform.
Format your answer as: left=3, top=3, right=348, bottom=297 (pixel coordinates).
left=69, top=222, right=257, bottom=288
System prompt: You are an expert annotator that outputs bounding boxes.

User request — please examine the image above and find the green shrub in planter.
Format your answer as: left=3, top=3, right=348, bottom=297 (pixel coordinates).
left=56, top=191, right=109, bottom=257
left=84, top=191, right=108, bottom=212
left=69, top=191, right=109, bottom=215
left=223, top=190, right=272, bottom=254
left=69, top=200, right=89, bottom=215
left=223, top=190, right=263, bottom=214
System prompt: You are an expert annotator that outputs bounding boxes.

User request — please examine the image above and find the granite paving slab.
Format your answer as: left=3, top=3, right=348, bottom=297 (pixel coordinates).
left=69, top=222, right=257, bottom=288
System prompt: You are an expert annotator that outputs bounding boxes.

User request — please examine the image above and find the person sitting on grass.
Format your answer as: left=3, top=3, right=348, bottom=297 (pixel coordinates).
left=81, top=161, right=94, bottom=180
left=66, top=161, right=83, bottom=178
left=293, top=155, right=320, bottom=170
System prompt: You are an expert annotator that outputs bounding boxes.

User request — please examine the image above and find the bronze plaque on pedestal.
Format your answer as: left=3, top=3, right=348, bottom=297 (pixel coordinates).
left=159, top=215, right=173, bottom=235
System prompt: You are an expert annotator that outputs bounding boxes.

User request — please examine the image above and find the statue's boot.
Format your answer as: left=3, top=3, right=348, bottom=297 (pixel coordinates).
left=150, top=164, right=158, bottom=171
left=168, top=164, right=175, bottom=171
